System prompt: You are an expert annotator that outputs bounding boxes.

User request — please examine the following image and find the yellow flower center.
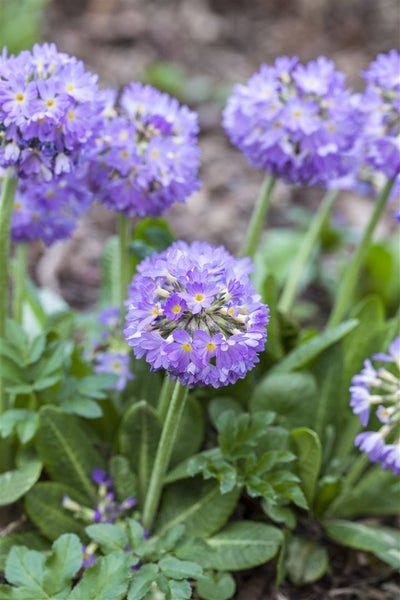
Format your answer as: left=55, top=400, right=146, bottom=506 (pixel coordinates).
left=182, top=342, right=192, bottom=352
left=67, top=111, right=76, bottom=121
left=119, top=130, right=129, bottom=140
left=112, top=362, right=122, bottom=372
left=67, top=84, right=75, bottom=93
left=150, top=149, right=159, bottom=159
left=172, top=304, right=182, bottom=314
left=120, top=150, right=129, bottom=159
left=15, top=92, right=25, bottom=103
left=46, top=98, right=55, bottom=108
left=194, top=293, right=205, bottom=302
left=206, top=342, right=216, bottom=352
left=293, top=109, right=302, bottom=118
left=152, top=308, right=159, bottom=317
left=14, top=201, right=22, bottom=211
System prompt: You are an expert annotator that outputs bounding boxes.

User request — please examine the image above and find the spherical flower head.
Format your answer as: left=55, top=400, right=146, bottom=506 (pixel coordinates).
left=340, top=50, right=400, bottom=191
left=0, top=43, right=102, bottom=180
left=222, top=55, right=358, bottom=186
left=9, top=166, right=92, bottom=246
left=87, top=83, right=201, bottom=218
left=124, top=241, right=269, bottom=388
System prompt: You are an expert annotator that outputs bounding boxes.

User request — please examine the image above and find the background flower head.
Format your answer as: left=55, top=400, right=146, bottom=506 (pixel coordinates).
left=87, top=83, right=201, bottom=218
left=222, top=55, right=359, bottom=186
left=0, top=43, right=102, bottom=180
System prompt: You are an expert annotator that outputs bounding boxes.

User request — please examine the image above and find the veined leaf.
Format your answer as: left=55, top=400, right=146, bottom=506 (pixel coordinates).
left=36, top=406, right=104, bottom=500
left=0, top=459, right=42, bottom=506
left=203, top=521, right=283, bottom=571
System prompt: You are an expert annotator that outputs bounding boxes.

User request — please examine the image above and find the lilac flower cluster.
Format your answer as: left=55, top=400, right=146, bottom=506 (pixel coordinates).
left=0, top=43, right=102, bottom=180
left=350, top=337, right=400, bottom=475
left=330, top=50, right=400, bottom=199
left=223, top=56, right=358, bottom=185
left=124, top=241, right=269, bottom=387
left=62, top=468, right=136, bottom=525
left=85, top=307, right=134, bottom=391
left=8, top=167, right=92, bottom=246
left=88, top=83, right=200, bottom=218
left=63, top=469, right=137, bottom=569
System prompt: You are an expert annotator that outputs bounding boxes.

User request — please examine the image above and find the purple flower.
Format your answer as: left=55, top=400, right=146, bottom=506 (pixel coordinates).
left=8, top=166, right=92, bottom=246
left=94, top=352, right=134, bottom=391
left=373, top=336, right=400, bottom=367
left=355, top=431, right=385, bottom=462
left=98, top=306, right=121, bottom=329
left=223, top=55, right=358, bottom=186
left=87, top=83, right=200, bottom=217
left=333, top=51, right=400, bottom=195
left=124, top=241, right=269, bottom=388
left=82, top=545, right=97, bottom=569
left=0, top=43, right=102, bottom=180
left=350, top=336, right=400, bottom=476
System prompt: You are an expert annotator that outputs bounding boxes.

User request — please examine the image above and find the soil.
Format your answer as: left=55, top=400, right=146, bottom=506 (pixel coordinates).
left=22, top=1, right=400, bottom=598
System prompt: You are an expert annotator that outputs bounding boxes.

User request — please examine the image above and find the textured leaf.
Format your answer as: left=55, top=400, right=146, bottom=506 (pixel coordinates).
left=203, top=521, right=283, bottom=571
left=5, top=546, right=45, bottom=592
left=158, top=556, right=203, bottom=580
left=68, top=552, right=131, bottom=600
left=0, top=533, right=48, bottom=572
left=42, top=534, right=83, bottom=597
left=289, top=428, right=321, bottom=505
left=85, top=523, right=129, bottom=554
left=0, top=459, right=42, bottom=506
left=250, top=371, right=317, bottom=429
left=127, top=564, right=159, bottom=600
left=324, top=519, right=400, bottom=569
left=25, top=482, right=88, bottom=542
left=36, top=406, right=104, bottom=500
left=286, top=536, right=329, bottom=585
left=155, top=478, right=239, bottom=538
left=196, top=571, right=236, bottom=600
left=119, top=400, right=161, bottom=505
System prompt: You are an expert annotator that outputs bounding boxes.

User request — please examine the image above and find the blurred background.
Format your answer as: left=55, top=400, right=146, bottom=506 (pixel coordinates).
left=1, top=0, right=399, bottom=310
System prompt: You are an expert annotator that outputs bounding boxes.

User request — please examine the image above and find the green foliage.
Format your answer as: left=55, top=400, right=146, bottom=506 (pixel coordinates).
left=0, top=457, right=42, bottom=506
left=0, top=0, right=48, bottom=54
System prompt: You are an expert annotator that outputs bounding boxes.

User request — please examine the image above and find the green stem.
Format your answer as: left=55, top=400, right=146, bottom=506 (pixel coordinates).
left=0, top=168, right=18, bottom=417
left=240, top=175, right=277, bottom=259
left=278, top=189, right=338, bottom=314
left=118, top=214, right=131, bottom=313
left=327, top=178, right=395, bottom=328
left=142, top=381, right=189, bottom=531
left=13, top=243, right=28, bottom=323
left=157, top=373, right=176, bottom=421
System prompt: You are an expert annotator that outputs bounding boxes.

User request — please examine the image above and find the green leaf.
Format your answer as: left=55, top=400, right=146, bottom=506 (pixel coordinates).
left=286, top=536, right=330, bottom=585
left=289, top=428, right=321, bottom=506
left=203, top=521, right=283, bottom=571
left=0, top=532, right=48, bottom=572
left=0, top=458, right=42, bottom=506
left=61, top=397, right=103, bottom=419
left=36, top=406, right=104, bottom=500
left=27, top=333, right=46, bottom=364
left=127, top=564, right=159, bottom=600
left=272, top=320, right=359, bottom=373
left=85, top=523, right=129, bottom=554
left=196, top=571, right=236, bottom=600
left=119, top=400, right=161, bottom=505
left=208, top=397, right=243, bottom=429
left=0, top=409, right=39, bottom=443
left=68, top=552, right=131, bottom=600
left=110, top=455, right=138, bottom=502
left=323, top=519, right=400, bottom=569
left=25, top=482, right=88, bottom=542
left=156, top=478, right=240, bottom=538
left=250, top=371, right=318, bottom=429
left=42, top=534, right=83, bottom=597
left=5, top=546, right=45, bottom=592
left=158, top=556, right=203, bottom=580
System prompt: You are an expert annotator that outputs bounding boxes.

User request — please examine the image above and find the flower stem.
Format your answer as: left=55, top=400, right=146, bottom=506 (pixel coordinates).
left=324, top=453, right=370, bottom=517
left=118, top=214, right=131, bottom=314
left=157, top=373, right=176, bottom=421
left=327, top=178, right=395, bottom=328
left=13, top=243, right=28, bottom=323
left=240, top=175, right=277, bottom=259
left=0, top=168, right=18, bottom=418
left=278, top=189, right=338, bottom=314
left=142, top=381, right=189, bottom=530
